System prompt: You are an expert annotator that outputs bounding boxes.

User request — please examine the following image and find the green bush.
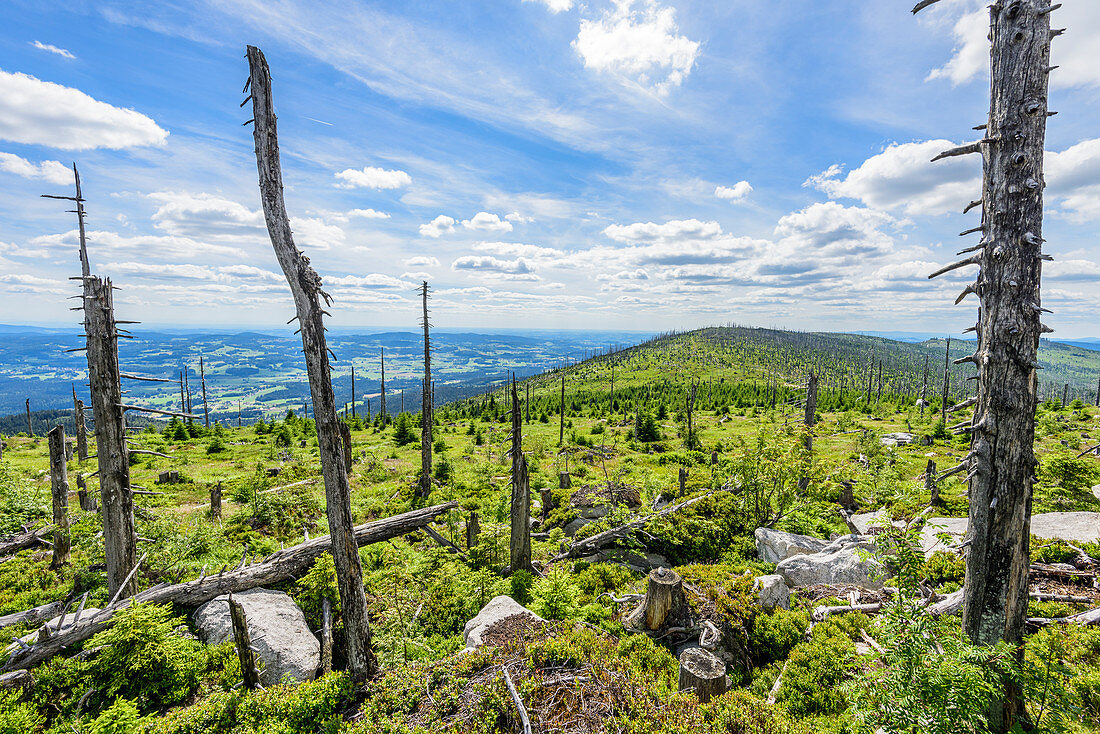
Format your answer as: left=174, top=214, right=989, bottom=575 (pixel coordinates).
left=924, top=550, right=965, bottom=586
left=750, top=608, right=810, bottom=666
left=530, top=565, right=580, bottom=620
left=509, top=569, right=534, bottom=606
left=0, top=689, right=43, bottom=734
left=392, top=413, right=416, bottom=446
left=89, top=698, right=148, bottom=734
left=293, top=553, right=339, bottom=630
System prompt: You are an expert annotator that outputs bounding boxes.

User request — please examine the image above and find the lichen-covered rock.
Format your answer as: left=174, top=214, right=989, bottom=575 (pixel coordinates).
left=193, top=588, right=319, bottom=686
left=754, top=527, right=829, bottom=564
left=463, top=595, right=543, bottom=650
left=753, top=574, right=790, bottom=610
left=776, top=535, right=884, bottom=589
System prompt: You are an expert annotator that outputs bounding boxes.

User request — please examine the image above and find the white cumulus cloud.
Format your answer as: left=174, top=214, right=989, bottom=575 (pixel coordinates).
left=715, top=180, right=752, bottom=202
left=348, top=208, right=390, bottom=219
left=0, top=152, right=71, bottom=184
left=419, top=215, right=456, bottom=238
left=0, top=70, right=167, bottom=150
left=334, top=166, right=412, bottom=189
left=462, top=211, right=513, bottom=233
left=403, top=255, right=440, bottom=268
left=573, top=0, right=700, bottom=95
left=604, top=218, right=722, bottom=243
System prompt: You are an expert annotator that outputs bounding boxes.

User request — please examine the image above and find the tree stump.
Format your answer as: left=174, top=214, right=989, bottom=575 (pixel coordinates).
left=47, top=426, right=71, bottom=569
left=228, top=594, right=261, bottom=690
left=678, top=468, right=688, bottom=495
left=678, top=647, right=728, bottom=703
left=925, top=460, right=939, bottom=507
left=629, top=567, right=692, bottom=631
left=467, top=511, right=480, bottom=550
left=210, top=482, right=222, bottom=521
left=559, top=471, right=571, bottom=490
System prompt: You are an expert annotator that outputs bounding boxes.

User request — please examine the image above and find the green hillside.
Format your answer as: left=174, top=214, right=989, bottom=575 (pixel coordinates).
left=1, top=327, right=1099, bottom=733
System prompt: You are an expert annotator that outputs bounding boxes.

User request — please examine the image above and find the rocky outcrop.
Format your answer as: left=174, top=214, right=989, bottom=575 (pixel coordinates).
left=880, top=433, right=916, bottom=447
left=776, top=535, right=884, bottom=589
left=193, top=588, right=319, bottom=686
left=463, top=595, right=543, bottom=650
left=754, top=527, right=829, bottom=564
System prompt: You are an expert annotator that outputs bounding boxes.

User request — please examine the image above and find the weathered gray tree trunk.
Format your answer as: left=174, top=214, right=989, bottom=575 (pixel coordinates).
left=509, top=376, right=531, bottom=574
left=559, top=374, right=565, bottom=446
left=246, top=45, right=377, bottom=681
left=380, top=347, right=387, bottom=426
left=25, top=399, right=32, bottom=437
left=229, top=594, right=262, bottom=690
left=84, top=276, right=138, bottom=600
left=941, top=337, right=952, bottom=426
left=926, top=459, right=939, bottom=507
left=627, top=567, right=692, bottom=630
left=47, top=426, right=71, bottom=569
left=418, top=281, right=432, bottom=498
left=200, top=355, right=210, bottom=428
left=211, top=482, right=222, bottom=521
left=72, top=391, right=88, bottom=462
left=921, top=1, right=1055, bottom=728
left=320, top=596, right=333, bottom=675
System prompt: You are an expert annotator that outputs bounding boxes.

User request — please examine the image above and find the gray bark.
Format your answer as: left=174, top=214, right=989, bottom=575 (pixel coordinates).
left=246, top=45, right=377, bottom=681
left=47, top=426, right=71, bottom=569
left=678, top=648, right=728, bottom=703
left=84, top=276, right=137, bottom=600
left=72, top=391, right=88, bottom=462
left=923, top=2, right=1054, bottom=729
left=229, top=594, right=262, bottom=690
left=200, top=355, right=210, bottom=428
left=509, top=376, right=531, bottom=573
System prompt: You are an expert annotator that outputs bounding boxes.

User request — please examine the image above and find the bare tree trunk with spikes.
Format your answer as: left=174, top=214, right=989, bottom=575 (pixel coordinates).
left=351, top=364, right=356, bottom=418
left=246, top=45, right=377, bottom=681
left=380, top=347, right=386, bottom=426
left=509, top=375, right=531, bottom=574
left=85, top=276, right=138, bottom=600
left=418, top=281, right=432, bottom=498
left=25, top=399, right=32, bottom=438
left=920, top=0, right=1056, bottom=727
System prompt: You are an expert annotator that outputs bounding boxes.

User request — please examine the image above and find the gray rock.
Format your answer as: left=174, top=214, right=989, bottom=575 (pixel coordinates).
left=463, top=595, right=543, bottom=649
left=579, top=548, right=669, bottom=573
left=880, top=432, right=916, bottom=447
left=776, top=535, right=884, bottom=589
left=754, top=527, right=829, bottom=563
left=1092, top=484, right=1100, bottom=501
left=754, top=574, right=790, bottom=610
left=563, top=517, right=594, bottom=536
left=193, top=588, right=319, bottom=686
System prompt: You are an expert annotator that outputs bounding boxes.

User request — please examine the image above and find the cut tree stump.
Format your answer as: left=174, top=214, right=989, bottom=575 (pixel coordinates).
left=678, top=647, right=728, bottom=703
left=628, top=567, right=692, bottom=631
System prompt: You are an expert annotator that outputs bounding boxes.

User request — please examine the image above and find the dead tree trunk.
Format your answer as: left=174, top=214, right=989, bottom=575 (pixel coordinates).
left=559, top=374, right=565, bottom=446
left=246, top=45, right=377, bottom=681
left=509, top=376, right=531, bottom=574
left=678, top=648, right=728, bottom=703
left=380, top=347, right=387, bottom=426
left=418, top=281, right=432, bottom=498
left=926, top=459, right=939, bottom=507
left=25, top=399, right=32, bottom=437
left=84, top=276, right=138, bottom=600
left=1062, top=383, right=1069, bottom=408
left=320, top=596, right=333, bottom=675
left=200, top=355, right=210, bottom=428
left=940, top=337, right=952, bottom=426
left=351, top=364, right=356, bottom=419
left=340, top=422, right=353, bottom=477
left=47, top=426, right=71, bottom=569
left=72, top=387, right=88, bottom=462
left=211, top=482, right=222, bottom=521
left=229, top=594, right=261, bottom=690
left=921, top=1, right=1055, bottom=728
left=466, top=511, right=480, bottom=550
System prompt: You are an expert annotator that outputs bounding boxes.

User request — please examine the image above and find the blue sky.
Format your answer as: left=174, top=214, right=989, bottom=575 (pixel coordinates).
left=0, top=0, right=1097, bottom=335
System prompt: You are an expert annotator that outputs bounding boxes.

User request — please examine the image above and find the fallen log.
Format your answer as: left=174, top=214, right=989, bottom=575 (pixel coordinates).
left=554, top=488, right=722, bottom=561
left=1028, top=606, right=1100, bottom=627
left=811, top=602, right=882, bottom=623
left=0, top=526, right=52, bottom=556
left=0, top=601, right=64, bottom=632
left=1, top=501, right=457, bottom=672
